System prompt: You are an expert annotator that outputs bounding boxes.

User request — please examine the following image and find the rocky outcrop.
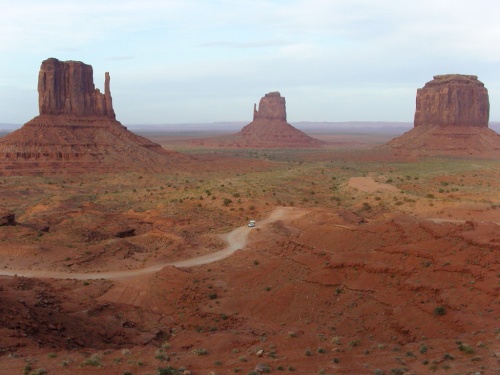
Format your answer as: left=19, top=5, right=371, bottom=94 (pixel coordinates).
left=414, top=74, right=489, bottom=127
left=382, top=74, right=500, bottom=157
left=38, top=58, right=115, bottom=119
left=253, top=91, right=287, bottom=122
left=0, top=58, right=190, bottom=175
left=189, top=91, right=323, bottom=148
left=0, top=208, right=15, bottom=226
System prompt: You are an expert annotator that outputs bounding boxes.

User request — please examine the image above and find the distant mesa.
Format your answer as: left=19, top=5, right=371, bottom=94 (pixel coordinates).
left=192, top=91, right=323, bottom=148
left=383, top=74, right=500, bottom=157
left=0, top=58, right=186, bottom=175
left=237, top=91, right=324, bottom=147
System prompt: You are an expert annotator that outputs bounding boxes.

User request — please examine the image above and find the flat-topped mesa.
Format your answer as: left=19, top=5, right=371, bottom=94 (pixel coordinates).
left=253, top=91, right=287, bottom=122
left=38, top=58, right=115, bottom=119
left=414, top=74, right=489, bottom=128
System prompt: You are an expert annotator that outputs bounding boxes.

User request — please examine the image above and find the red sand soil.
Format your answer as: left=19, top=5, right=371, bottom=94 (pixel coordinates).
left=0, top=133, right=499, bottom=374
left=1, top=204, right=499, bottom=374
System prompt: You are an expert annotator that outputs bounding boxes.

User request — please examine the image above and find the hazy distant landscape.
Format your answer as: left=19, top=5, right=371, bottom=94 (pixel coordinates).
left=3, top=121, right=500, bottom=138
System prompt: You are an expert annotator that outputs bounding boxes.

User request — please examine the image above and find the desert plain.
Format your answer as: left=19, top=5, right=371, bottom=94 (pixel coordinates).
left=0, top=63, right=499, bottom=375
left=0, top=127, right=499, bottom=375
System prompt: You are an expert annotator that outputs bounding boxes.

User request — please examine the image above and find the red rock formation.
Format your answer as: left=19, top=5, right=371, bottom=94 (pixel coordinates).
left=38, top=58, right=115, bottom=119
left=253, top=91, right=287, bottom=122
left=204, top=91, right=323, bottom=148
left=0, top=58, right=189, bottom=175
left=383, top=74, right=500, bottom=157
left=414, top=74, right=489, bottom=128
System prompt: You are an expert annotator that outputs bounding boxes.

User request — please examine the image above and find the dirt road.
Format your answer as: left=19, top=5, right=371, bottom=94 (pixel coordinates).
left=0, top=207, right=305, bottom=280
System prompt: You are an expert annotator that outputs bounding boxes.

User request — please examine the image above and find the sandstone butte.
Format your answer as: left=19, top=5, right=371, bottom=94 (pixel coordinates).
left=0, top=58, right=187, bottom=176
left=237, top=91, right=324, bottom=148
left=191, top=91, right=324, bottom=148
left=383, top=74, right=500, bottom=157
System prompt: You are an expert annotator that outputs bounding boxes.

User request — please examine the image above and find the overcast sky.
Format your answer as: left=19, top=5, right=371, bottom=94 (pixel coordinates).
left=1, top=0, right=500, bottom=125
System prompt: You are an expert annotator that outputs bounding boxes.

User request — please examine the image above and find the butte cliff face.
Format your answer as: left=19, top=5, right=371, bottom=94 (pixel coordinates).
left=414, top=74, right=489, bottom=128
left=0, top=58, right=188, bottom=175
left=234, top=92, right=322, bottom=148
left=38, top=58, right=115, bottom=119
left=383, top=74, right=500, bottom=157
left=253, top=91, right=287, bottom=122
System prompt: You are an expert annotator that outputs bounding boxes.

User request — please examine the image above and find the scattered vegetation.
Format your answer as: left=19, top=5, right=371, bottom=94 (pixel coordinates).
left=433, top=306, right=446, bottom=316
left=81, top=354, right=102, bottom=367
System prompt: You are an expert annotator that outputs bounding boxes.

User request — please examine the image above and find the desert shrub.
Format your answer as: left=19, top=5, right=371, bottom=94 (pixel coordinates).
left=349, top=339, right=361, bottom=347
left=156, top=367, right=180, bottom=375
left=208, top=292, right=218, bottom=300
left=434, top=306, right=446, bottom=316
left=458, top=343, right=475, bottom=354
left=331, top=336, right=341, bottom=344
left=81, top=354, right=102, bottom=367
left=373, top=370, right=385, bottom=375
left=193, top=348, right=208, bottom=355
left=155, top=349, right=169, bottom=361
left=223, top=198, right=233, bottom=206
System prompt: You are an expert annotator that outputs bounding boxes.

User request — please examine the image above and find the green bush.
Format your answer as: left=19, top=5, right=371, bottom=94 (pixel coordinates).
left=434, top=306, right=446, bottom=316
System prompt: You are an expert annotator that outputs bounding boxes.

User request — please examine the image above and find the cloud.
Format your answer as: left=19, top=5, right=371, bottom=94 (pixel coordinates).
left=3, top=0, right=500, bottom=123
left=198, top=40, right=292, bottom=49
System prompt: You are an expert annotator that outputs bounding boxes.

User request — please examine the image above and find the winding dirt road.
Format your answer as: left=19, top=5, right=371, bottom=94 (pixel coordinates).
left=0, top=207, right=305, bottom=280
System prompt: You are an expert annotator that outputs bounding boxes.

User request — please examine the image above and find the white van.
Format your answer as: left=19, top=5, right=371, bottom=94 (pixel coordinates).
left=248, top=220, right=256, bottom=227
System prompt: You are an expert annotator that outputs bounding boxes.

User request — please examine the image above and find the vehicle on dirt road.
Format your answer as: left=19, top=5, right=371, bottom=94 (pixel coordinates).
left=248, top=220, right=256, bottom=227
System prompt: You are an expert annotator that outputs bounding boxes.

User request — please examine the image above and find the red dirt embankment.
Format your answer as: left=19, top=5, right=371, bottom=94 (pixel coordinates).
left=1, top=206, right=498, bottom=374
